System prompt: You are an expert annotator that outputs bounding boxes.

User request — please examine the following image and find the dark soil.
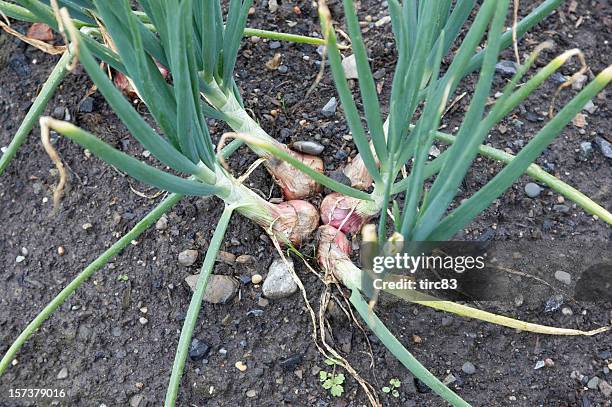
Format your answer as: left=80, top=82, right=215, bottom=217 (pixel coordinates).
left=1, top=1, right=611, bottom=406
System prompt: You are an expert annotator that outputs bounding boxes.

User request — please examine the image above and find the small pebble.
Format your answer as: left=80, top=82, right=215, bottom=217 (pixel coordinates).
left=321, top=97, right=337, bottom=117
left=341, top=54, right=358, bottom=79
left=579, top=141, right=593, bottom=159
left=236, top=255, right=255, bottom=264
left=15, top=255, right=25, bottom=263
left=251, top=274, right=263, bottom=284
left=561, top=307, right=573, bottom=316
left=554, top=270, right=571, bottom=285
left=57, top=367, right=68, bottom=380
left=292, top=140, right=324, bottom=156
left=262, top=258, right=298, bottom=299
left=57, top=246, right=65, bottom=256
left=277, top=65, right=288, bottom=74
left=188, top=338, right=210, bottom=361
left=553, top=204, right=570, bottom=213
left=572, top=74, right=588, bottom=90
left=155, top=215, right=168, bottom=230
left=178, top=249, right=198, bottom=266
left=594, top=137, right=612, bottom=159
left=139, top=317, right=148, bottom=325
left=269, top=41, right=281, bottom=49
left=544, top=358, right=555, bottom=367
left=524, top=183, right=541, bottom=198
left=462, top=362, right=476, bottom=375
left=235, top=361, right=247, bottom=372
left=82, top=222, right=93, bottom=230
left=583, top=100, right=597, bottom=114
left=587, top=376, right=600, bottom=390
left=257, top=297, right=269, bottom=307
left=216, top=251, right=236, bottom=265
left=79, top=97, right=94, bottom=113
left=246, top=389, right=257, bottom=398
left=495, top=60, right=518, bottom=77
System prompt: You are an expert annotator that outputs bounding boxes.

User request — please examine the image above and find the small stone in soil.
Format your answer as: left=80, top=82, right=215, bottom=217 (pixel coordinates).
left=462, top=362, right=476, bottom=375
left=188, top=338, right=210, bottom=361
left=594, top=137, right=612, bottom=159
left=524, top=183, right=541, bottom=198
left=280, top=354, right=302, bottom=371
left=495, top=60, right=518, bottom=77
left=599, top=380, right=612, bottom=397
left=251, top=274, right=263, bottom=284
left=178, top=249, right=198, bottom=266
left=328, top=170, right=352, bottom=186
left=235, top=361, right=247, bottom=372
left=544, top=295, right=564, bottom=312
left=587, top=376, right=600, bottom=390
left=185, top=274, right=238, bottom=304
left=15, top=255, right=25, bottom=263
left=139, top=317, right=148, bottom=325
left=277, top=65, right=288, bottom=74
left=321, top=97, right=337, bottom=117
left=79, top=97, right=94, bottom=113
left=155, top=215, right=168, bottom=230
left=534, top=360, right=545, bottom=370
left=580, top=141, right=594, bottom=159
left=554, top=270, right=571, bottom=285
left=292, top=140, right=324, bottom=155
left=246, top=390, right=257, bottom=398
left=583, top=100, right=597, bottom=114
left=56, top=367, right=68, bottom=380
left=262, top=258, right=298, bottom=299
left=82, top=222, right=93, bottom=230
left=342, top=54, right=358, bottom=79
left=373, top=68, right=386, bottom=80
left=257, top=297, right=269, bottom=307
left=216, top=251, right=235, bottom=265
left=572, top=74, right=588, bottom=90
left=269, top=41, right=281, bottom=49
left=553, top=204, right=570, bottom=213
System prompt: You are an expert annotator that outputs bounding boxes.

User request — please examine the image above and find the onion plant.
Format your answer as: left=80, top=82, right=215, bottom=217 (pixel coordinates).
left=1, top=0, right=611, bottom=406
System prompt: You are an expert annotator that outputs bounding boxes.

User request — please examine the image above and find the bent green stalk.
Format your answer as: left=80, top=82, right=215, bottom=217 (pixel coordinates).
left=0, top=192, right=184, bottom=376
left=164, top=205, right=234, bottom=406
left=0, top=50, right=71, bottom=176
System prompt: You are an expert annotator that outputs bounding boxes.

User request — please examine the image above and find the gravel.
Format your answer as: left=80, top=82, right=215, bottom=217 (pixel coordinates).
left=321, top=97, right=337, bottom=117
left=262, top=258, right=298, bottom=299
left=178, top=249, right=198, bottom=266
left=524, top=182, right=541, bottom=198
left=554, top=270, right=572, bottom=285
left=462, top=361, right=476, bottom=375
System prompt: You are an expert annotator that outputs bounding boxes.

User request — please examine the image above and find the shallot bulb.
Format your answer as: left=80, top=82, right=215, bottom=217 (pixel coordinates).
left=269, top=200, right=320, bottom=245
left=266, top=148, right=323, bottom=200
left=316, top=225, right=351, bottom=279
left=320, top=192, right=370, bottom=234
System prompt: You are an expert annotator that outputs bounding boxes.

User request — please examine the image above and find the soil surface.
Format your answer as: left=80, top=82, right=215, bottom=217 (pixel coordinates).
left=1, top=1, right=611, bottom=406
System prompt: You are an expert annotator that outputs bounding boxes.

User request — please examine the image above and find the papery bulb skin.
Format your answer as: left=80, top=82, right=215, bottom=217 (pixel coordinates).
left=343, top=154, right=374, bottom=190
left=270, top=200, right=320, bottom=245
left=320, top=193, right=369, bottom=234
left=316, top=225, right=351, bottom=279
left=267, top=148, right=324, bottom=200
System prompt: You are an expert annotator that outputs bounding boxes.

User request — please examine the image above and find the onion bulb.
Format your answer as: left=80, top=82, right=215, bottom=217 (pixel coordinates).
left=320, top=192, right=370, bottom=234
left=316, top=225, right=351, bottom=281
left=269, top=200, right=320, bottom=245
left=267, top=148, right=323, bottom=200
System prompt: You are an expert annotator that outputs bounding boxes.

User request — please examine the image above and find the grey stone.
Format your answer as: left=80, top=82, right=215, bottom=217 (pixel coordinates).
left=155, top=215, right=168, bottom=230
left=583, top=100, right=597, bottom=114
left=185, top=274, right=238, bottom=304
left=554, top=270, right=571, bottom=285
left=262, top=258, right=298, bottom=299
left=553, top=204, right=570, bottom=213
left=178, top=249, right=198, bottom=266
left=594, top=137, right=612, bottom=159
left=56, top=367, right=68, bottom=380
left=342, top=54, right=358, bottom=79
left=269, top=41, right=281, bottom=49
left=321, top=97, right=337, bottom=117
left=462, top=362, right=476, bottom=375
left=572, top=74, right=588, bottom=91
left=292, top=140, right=324, bottom=156
left=580, top=141, right=594, bottom=159
left=587, top=376, right=600, bottom=390
left=599, top=380, right=612, bottom=397
left=524, top=182, right=541, bottom=198
left=79, top=97, right=94, bottom=113
left=495, top=60, right=518, bottom=77
left=277, top=65, right=288, bottom=74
